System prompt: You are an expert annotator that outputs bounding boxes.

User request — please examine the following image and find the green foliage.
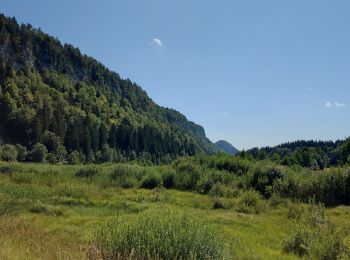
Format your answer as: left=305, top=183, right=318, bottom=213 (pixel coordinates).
left=47, top=152, right=58, bottom=164
left=209, top=183, right=226, bottom=197
left=161, top=168, right=176, bottom=188
left=213, top=197, right=225, bottom=209
left=283, top=224, right=311, bottom=257
left=56, top=145, right=67, bottom=163
left=15, top=144, right=27, bottom=162
left=27, top=143, right=48, bottom=163
left=245, top=139, right=348, bottom=168
left=237, top=190, right=263, bottom=214
left=208, top=183, right=239, bottom=198
left=68, top=151, right=80, bottom=164
left=204, top=154, right=250, bottom=175
left=1, top=144, right=18, bottom=162
left=109, top=164, right=141, bottom=188
left=249, top=164, right=285, bottom=197
left=93, top=211, right=225, bottom=259
left=283, top=200, right=350, bottom=259
left=140, top=171, right=162, bottom=189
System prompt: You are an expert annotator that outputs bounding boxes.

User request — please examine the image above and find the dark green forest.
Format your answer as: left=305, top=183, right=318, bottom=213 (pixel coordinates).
left=243, top=139, right=350, bottom=168
left=0, top=14, right=217, bottom=163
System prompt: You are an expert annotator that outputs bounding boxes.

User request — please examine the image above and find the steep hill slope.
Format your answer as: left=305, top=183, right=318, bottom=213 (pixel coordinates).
left=0, top=14, right=217, bottom=162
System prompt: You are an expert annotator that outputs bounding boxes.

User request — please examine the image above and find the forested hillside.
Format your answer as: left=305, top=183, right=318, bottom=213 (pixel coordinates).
left=0, top=14, right=217, bottom=163
left=243, top=139, right=350, bottom=169
left=215, top=140, right=239, bottom=155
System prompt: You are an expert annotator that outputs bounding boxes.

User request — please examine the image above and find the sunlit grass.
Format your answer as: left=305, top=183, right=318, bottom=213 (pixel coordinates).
left=0, top=162, right=349, bottom=259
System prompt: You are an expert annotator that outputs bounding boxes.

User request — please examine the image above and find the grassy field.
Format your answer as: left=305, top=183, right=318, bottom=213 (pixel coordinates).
left=0, top=162, right=349, bottom=259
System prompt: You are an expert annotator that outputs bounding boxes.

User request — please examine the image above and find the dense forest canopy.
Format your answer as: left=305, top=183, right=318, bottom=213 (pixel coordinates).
left=242, top=139, right=350, bottom=168
left=0, top=14, right=218, bottom=163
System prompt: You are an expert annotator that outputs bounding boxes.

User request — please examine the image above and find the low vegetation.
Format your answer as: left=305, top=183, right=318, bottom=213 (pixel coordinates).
left=0, top=154, right=349, bottom=259
left=93, top=211, right=225, bottom=259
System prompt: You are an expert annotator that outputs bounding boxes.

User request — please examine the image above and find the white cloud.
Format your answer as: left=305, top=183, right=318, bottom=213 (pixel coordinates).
left=150, top=38, right=163, bottom=47
left=224, top=112, right=229, bottom=116
left=335, top=102, right=346, bottom=107
left=325, top=101, right=348, bottom=108
left=325, top=102, right=332, bottom=108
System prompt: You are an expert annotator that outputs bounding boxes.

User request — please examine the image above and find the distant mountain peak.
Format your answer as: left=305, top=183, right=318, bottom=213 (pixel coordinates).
left=215, top=140, right=239, bottom=155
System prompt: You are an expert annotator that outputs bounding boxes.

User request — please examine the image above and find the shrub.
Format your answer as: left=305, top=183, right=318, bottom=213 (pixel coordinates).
left=150, top=186, right=170, bottom=203
left=287, top=203, right=306, bottom=219
left=140, top=172, right=162, bottom=189
left=27, top=143, right=48, bottom=163
left=282, top=200, right=344, bottom=259
left=1, top=144, right=18, bottom=162
left=161, top=169, right=176, bottom=188
left=68, top=150, right=80, bottom=164
left=15, top=144, right=27, bottom=162
left=56, top=145, right=67, bottom=163
left=310, top=168, right=350, bottom=206
left=283, top=224, right=311, bottom=257
left=75, top=167, right=99, bottom=181
left=47, top=152, right=58, bottom=164
left=269, top=193, right=285, bottom=208
left=237, top=190, right=263, bottom=214
left=249, top=164, right=285, bottom=197
left=239, top=190, right=261, bottom=207
left=283, top=223, right=350, bottom=259
left=213, top=197, right=225, bottom=209
left=207, top=154, right=250, bottom=175
left=109, top=164, right=141, bottom=188
left=172, top=159, right=201, bottom=190
left=196, top=175, right=215, bottom=194
left=304, top=199, right=326, bottom=227
left=309, top=225, right=350, bottom=260
left=209, top=183, right=226, bottom=197
left=93, top=211, right=225, bottom=259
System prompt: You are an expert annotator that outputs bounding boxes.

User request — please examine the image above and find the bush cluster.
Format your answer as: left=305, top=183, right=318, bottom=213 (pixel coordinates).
left=283, top=200, right=350, bottom=259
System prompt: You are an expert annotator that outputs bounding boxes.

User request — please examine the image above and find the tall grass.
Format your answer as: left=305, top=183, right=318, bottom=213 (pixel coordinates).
left=93, top=211, right=226, bottom=259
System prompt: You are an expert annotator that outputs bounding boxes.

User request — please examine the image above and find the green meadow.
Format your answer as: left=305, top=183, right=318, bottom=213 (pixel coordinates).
left=0, top=157, right=349, bottom=259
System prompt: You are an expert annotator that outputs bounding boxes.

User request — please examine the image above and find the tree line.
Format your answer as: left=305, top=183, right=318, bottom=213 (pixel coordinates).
left=242, top=139, right=350, bottom=168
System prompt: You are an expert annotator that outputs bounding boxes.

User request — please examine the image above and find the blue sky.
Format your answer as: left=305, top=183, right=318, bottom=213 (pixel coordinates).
left=1, top=0, right=349, bottom=149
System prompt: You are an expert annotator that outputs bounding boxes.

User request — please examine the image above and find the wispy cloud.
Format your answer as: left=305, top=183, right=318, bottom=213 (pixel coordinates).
left=224, top=112, right=229, bottom=116
left=150, top=38, right=163, bottom=47
left=325, top=102, right=332, bottom=108
left=335, top=102, right=346, bottom=107
left=325, top=101, right=348, bottom=108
